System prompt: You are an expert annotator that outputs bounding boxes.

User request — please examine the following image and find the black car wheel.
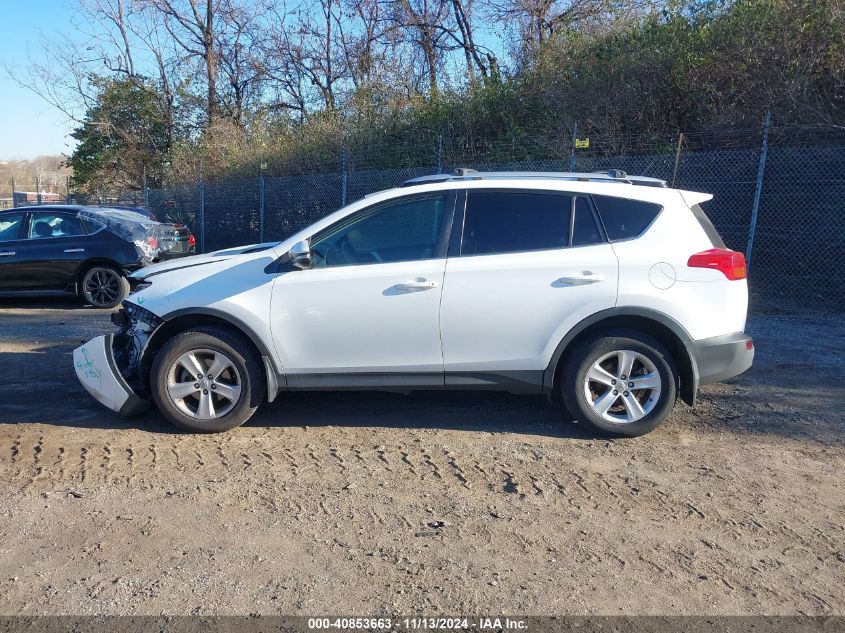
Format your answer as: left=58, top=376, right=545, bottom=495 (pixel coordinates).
left=81, top=265, right=129, bottom=309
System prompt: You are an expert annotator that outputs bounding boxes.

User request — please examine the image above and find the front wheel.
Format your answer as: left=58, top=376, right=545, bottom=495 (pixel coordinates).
left=561, top=330, right=678, bottom=437
left=150, top=327, right=265, bottom=432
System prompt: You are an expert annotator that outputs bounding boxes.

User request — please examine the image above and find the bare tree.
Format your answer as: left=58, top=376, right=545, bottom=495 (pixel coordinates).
left=389, top=0, right=452, bottom=95
left=260, top=0, right=350, bottom=113
left=489, top=0, right=627, bottom=58
left=141, top=0, right=225, bottom=124
left=449, top=0, right=493, bottom=82
left=216, top=2, right=270, bottom=125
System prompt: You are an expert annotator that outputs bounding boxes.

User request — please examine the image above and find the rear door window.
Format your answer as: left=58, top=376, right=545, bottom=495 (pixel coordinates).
left=461, top=191, right=571, bottom=256
left=28, top=212, right=87, bottom=239
left=592, top=195, right=662, bottom=241
left=571, top=197, right=603, bottom=246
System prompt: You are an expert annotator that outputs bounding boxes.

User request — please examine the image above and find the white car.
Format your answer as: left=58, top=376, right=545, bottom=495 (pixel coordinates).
left=74, top=170, right=754, bottom=437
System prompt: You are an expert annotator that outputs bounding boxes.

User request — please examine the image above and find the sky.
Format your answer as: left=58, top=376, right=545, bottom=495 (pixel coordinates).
left=0, top=0, right=80, bottom=160
left=0, top=1, right=507, bottom=161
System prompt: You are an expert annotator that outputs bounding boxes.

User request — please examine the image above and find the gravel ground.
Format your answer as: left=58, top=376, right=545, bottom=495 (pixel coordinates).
left=0, top=298, right=843, bottom=616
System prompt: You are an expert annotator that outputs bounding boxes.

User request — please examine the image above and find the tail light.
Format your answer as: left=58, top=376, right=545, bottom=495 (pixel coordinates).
left=687, top=248, right=747, bottom=280
left=188, top=234, right=196, bottom=248
left=146, top=238, right=159, bottom=250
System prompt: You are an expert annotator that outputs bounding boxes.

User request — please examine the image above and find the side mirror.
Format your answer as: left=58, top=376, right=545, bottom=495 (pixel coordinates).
left=288, top=239, right=312, bottom=270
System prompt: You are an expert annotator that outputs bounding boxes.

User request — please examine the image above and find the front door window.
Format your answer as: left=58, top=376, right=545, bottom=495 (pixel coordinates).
left=310, top=193, right=448, bottom=267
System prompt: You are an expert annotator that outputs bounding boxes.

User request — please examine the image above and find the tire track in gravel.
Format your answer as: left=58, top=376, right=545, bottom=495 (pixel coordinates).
left=2, top=431, right=516, bottom=494
left=1, top=426, right=841, bottom=566
left=0, top=430, right=670, bottom=517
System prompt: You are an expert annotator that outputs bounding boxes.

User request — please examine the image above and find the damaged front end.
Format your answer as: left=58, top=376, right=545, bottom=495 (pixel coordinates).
left=73, top=301, right=162, bottom=417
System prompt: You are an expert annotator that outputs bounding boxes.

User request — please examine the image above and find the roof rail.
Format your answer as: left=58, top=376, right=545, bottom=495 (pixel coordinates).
left=594, top=169, right=627, bottom=179
left=401, top=170, right=667, bottom=188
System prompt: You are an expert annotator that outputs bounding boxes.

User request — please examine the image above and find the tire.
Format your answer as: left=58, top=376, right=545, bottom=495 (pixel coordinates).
left=80, top=265, right=129, bottom=309
left=150, top=326, right=266, bottom=432
left=561, top=329, right=678, bottom=437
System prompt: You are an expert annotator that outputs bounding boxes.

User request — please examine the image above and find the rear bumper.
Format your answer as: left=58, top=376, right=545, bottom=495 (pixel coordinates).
left=73, top=334, right=149, bottom=416
left=693, top=331, right=754, bottom=385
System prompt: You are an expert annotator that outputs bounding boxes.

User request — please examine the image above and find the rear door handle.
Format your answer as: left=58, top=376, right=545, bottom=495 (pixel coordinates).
left=395, top=278, right=439, bottom=291
left=557, top=271, right=604, bottom=285
left=0, top=251, right=15, bottom=257
left=63, top=248, right=85, bottom=253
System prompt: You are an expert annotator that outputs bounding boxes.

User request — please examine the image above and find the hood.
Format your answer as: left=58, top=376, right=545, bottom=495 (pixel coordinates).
left=131, top=242, right=279, bottom=279
left=125, top=241, right=282, bottom=319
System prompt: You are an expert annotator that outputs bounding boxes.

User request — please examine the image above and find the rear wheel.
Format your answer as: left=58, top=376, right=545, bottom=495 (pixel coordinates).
left=80, top=265, right=129, bottom=309
left=561, top=330, right=677, bottom=437
left=150, top=327, right=265, bottom=432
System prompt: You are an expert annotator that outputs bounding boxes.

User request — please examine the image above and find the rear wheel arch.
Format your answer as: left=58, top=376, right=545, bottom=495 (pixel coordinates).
left=545, top=308, right=699, bottom=406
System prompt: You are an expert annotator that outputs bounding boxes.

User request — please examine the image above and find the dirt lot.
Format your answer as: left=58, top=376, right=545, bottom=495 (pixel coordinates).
left=0, top=298, right=843, bottom=616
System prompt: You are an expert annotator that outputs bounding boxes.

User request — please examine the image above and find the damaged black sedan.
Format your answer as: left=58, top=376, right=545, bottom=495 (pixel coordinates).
left=0, top=205, right=195, bottom=309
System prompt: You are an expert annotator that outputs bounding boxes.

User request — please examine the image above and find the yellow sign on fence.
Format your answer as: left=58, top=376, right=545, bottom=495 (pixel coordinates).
left=575, top=138, right=590, bottom=149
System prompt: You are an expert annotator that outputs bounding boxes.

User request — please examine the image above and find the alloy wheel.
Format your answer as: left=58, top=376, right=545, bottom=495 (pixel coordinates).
left=583, top=349, right=662, bottom=424
left=84, top=269, right=121, bottom=306
left=166, top=348, right=242, bottom=419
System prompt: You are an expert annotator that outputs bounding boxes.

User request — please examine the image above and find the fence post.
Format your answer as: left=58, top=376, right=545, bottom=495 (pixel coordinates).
left=143, top=165, right=149, bottom=209
left=36, top=174, right=42, bottom=205
left=11, top=177, right=16, bottom=206
left=671, top=132, right=685, bottom=187
left=66, top=176, right=71, bottom=203
left=746, top=111, right=771, bottom=269
left=436, top=135, right=443, bottom=173
left=340, top=146, right=348, bottom=207
left=259, top=170, right=265, bottom=243
left=568, top=123, right=578, bottom=172
left=199, top=181, right=206, bottom=254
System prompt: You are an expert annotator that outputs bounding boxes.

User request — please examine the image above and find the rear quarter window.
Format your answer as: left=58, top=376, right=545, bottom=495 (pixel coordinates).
left=592, top=195, right=662, bottom=241
left=689, top=203, right=726, bottom=249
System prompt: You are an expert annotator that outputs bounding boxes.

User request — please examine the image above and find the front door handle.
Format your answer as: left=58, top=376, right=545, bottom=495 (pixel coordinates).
left=557, top=271, right=604, bottom=285
left=64, top=248, right=85, bottom=253
left=395, top=278, right=439, bottom=291
left=0, top=251, right=15, bottom=257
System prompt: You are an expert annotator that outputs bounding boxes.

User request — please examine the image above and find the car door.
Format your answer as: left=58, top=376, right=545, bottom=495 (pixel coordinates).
left=439, top=189, right=619, bottom=387
left=269, top=191, right=456, bottom=387
left=0, top=212, right=25, bottom=289
left=13, top=211, right=91, bottom=290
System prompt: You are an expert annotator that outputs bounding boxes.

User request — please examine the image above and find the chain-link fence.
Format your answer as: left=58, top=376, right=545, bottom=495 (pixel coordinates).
left=28, top=121, right=843, bottom=315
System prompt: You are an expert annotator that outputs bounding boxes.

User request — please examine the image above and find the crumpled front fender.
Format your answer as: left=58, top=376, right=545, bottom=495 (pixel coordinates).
left=74, top=334, right=150, bottom=417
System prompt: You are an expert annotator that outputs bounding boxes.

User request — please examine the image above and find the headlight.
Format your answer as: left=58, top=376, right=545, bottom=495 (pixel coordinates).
left=123, top=301, right=162, bottom=328
left=129, top=278, right=152, bottom=294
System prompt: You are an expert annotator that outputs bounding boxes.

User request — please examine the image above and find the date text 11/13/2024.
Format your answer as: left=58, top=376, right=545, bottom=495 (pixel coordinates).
left=306, top=618, right=528, bottom=630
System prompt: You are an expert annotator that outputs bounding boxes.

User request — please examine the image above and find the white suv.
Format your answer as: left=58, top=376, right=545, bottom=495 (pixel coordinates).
left=74, top=170, right=754, bottom=437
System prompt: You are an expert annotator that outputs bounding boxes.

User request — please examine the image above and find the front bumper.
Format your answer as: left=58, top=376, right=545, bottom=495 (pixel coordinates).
left=693, top=331, right=755, bottom=385
left=73, top=334, right=149, bottom=417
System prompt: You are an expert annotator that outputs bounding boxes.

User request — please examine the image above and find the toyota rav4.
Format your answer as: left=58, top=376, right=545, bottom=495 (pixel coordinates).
left=73, top=170, right=754, bottom=437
